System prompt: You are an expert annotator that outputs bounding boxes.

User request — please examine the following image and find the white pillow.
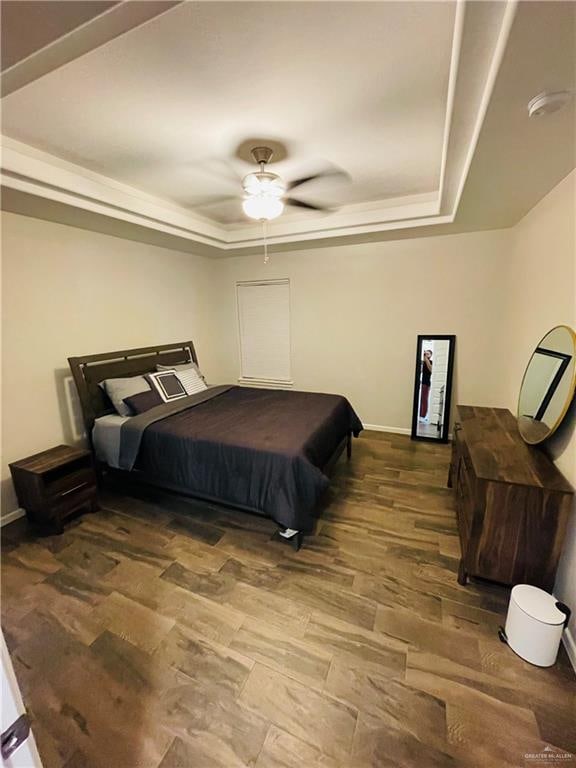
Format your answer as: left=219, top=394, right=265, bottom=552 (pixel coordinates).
left=175, top=367, right=208, bottom=396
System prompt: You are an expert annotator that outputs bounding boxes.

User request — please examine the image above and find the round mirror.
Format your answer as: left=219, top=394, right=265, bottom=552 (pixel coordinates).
left=517, top=325, right=576, bottom=444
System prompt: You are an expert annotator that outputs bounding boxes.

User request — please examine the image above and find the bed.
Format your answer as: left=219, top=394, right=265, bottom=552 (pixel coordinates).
left=68, top=341, right=363, bottom=548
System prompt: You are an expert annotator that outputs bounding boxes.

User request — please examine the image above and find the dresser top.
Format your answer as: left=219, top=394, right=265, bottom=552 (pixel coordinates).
left=457, top=406, right=573, bottom=493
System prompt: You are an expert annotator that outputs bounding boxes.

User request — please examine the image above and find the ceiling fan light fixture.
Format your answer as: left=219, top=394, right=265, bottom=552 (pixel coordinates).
left=242, top=171, right=285, bottom=197
left=242, top=194, right=284, bottom=221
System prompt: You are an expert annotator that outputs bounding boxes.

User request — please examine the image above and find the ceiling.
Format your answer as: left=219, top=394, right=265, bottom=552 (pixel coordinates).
left=1, top=0, right=574, bottom=255
left=2, top=2, right=455, bottom=220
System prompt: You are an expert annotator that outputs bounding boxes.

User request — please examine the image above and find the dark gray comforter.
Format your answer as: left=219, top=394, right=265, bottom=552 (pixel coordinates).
left=118, top=385, right=363, bottom=531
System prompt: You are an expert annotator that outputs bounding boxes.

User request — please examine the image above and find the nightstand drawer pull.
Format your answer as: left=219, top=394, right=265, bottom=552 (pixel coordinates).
left=59, top=481, right=89, bottom=497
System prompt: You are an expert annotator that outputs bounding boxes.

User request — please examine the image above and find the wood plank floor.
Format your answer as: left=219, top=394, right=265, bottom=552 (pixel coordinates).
left=2, top=432, right=574, bottom=768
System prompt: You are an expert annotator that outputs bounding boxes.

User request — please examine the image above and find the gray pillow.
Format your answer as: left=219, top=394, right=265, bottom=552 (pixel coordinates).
left=157, top=361, right=206, bottom=382
left=99, top=376, right=150, bottom=417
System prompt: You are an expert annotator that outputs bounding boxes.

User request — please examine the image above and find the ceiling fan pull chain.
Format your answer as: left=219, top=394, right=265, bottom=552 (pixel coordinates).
left=262, top=219, right=269, bottom=264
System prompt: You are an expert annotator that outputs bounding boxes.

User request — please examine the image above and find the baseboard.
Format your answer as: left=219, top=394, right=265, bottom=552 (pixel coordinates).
left=363, top=423, right=412, bottom=435
left=0, top=507, right=25, bottom=527
left=362, top=423, right=453, bottom=440
left=562, top=628, right=576, bottom=672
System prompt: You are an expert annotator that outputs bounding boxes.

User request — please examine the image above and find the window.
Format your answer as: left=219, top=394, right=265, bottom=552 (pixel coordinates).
left=236, top=279, right=292, bottom=387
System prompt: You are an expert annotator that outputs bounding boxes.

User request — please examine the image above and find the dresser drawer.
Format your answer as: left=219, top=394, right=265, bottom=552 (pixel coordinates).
left=455, top=458, right=474, bottom=541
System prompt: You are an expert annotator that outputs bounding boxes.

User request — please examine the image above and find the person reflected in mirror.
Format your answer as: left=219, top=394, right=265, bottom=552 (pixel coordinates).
left=419, top=349, right=433, bottom=422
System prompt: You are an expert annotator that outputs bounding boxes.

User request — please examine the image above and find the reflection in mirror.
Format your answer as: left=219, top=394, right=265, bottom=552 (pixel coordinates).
left=411, top=335, right=455, bottom=443
left=518, top=325, right=576, bottom=444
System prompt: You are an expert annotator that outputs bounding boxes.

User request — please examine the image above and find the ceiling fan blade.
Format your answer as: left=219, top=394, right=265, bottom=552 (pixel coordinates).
left=286, top=167, right=349, bottom=192
left=208, top=157, right=246, bottom=184
left=286, top=175, right=321, bottom=191
left=285, top=197, right=329, bottom=212
left=191, top=194, right=239, bottom=208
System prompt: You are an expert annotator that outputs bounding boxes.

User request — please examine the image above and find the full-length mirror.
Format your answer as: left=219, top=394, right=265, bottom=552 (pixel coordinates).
left=518, top=325, right=576, bottom=444
left=411, top=335, right=455, bottom=443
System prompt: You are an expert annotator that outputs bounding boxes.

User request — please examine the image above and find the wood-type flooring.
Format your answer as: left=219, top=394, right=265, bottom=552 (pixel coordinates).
left=2, top=432, right=574, bottom=767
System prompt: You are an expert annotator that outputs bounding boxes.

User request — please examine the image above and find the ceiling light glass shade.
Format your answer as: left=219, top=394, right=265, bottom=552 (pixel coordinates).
left=242, top=195, right=284, bottom=221
left=242, top=171, right=285, bottom=198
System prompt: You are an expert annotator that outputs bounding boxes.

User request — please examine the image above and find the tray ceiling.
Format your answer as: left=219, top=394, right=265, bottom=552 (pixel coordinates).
left=1, top=1, right=574, bottom=255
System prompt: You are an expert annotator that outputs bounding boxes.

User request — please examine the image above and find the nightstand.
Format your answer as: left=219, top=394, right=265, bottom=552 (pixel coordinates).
left=9, top=445, right=98, bottom=534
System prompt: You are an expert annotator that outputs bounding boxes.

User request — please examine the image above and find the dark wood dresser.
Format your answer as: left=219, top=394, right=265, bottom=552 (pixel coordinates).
left=9, top=445, right=98, bottom=533
left=448, top=406, right=573, bottom=590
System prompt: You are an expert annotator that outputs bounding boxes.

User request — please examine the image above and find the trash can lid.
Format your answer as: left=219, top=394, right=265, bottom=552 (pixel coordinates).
left=511, top=585, right=566, bottom=625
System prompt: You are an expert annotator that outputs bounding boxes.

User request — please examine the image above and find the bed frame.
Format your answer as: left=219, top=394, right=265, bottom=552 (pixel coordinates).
left=69, top=340, right=199, bottom=438
left=68, top=341, right=351, bottom=550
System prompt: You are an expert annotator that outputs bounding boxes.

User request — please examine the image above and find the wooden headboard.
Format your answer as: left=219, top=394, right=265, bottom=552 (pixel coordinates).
left=68, top=341, right=198, bottom=436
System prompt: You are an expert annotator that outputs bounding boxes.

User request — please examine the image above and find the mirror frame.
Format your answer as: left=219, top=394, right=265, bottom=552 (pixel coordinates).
left=411, top=334, right=456, bottom=444
left=517, top=324, right=576, bottom=445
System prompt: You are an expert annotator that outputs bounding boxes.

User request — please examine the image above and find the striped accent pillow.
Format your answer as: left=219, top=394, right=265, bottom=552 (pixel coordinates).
left=157, top=361, right=206, bottom=383
left=176, top=367, right=208, bottom=396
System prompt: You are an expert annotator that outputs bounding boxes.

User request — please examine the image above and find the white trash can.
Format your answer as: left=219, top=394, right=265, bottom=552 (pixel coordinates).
left=499, top=584, right=571, bottom=667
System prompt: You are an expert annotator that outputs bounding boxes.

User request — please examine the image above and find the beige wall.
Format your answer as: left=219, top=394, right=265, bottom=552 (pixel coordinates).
left=214, top=229, right=512, bottom=429
left=1, top=212, right=220, bottom=514
left=503, top=170, right=576, bottom=656
left=1, top=217, right=514, bottom=520
left=2, top=174, right=575, bottom=664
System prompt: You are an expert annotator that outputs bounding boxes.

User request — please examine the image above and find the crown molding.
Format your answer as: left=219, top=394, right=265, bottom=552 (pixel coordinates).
left=0, top=136, right=226, bottom=247
left=0, top=136, right=450, bottom=248
left=438, top=0, right=466, bottom=207
left=1, top=1, right=183, bottom=98
left=449, top=0, right=517, bottom=217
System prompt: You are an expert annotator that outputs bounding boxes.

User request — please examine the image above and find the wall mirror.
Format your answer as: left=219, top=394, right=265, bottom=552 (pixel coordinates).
left=411, top=335, right=455, bottom=443
left=517, top=325, right=576, bottom=445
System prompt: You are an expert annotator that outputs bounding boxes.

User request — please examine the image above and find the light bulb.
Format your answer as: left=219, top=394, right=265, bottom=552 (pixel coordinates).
left=242, top=195, right=284, bottom=221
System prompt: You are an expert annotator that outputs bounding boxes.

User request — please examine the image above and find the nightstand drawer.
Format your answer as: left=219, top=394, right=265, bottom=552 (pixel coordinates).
left=50, top=482, right=97, bottom=519
left=47, top=467, right=96, bottom=499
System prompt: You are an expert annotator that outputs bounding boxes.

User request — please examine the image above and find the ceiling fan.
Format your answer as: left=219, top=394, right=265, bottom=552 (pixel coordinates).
left=239, top=145, right=343, bottom=221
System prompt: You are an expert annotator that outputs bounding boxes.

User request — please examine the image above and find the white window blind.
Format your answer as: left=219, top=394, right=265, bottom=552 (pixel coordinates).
left=236, top=279, right=292, bottom=386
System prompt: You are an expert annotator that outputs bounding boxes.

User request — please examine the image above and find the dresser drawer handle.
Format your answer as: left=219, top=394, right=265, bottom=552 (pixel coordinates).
left=59, top=482, right=88, bottom=497
left=1, top=713, right=30, bottom=760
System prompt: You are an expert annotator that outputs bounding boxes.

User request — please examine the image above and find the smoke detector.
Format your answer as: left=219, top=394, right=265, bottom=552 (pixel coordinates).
left=528, top=91, right=572, bottom=118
